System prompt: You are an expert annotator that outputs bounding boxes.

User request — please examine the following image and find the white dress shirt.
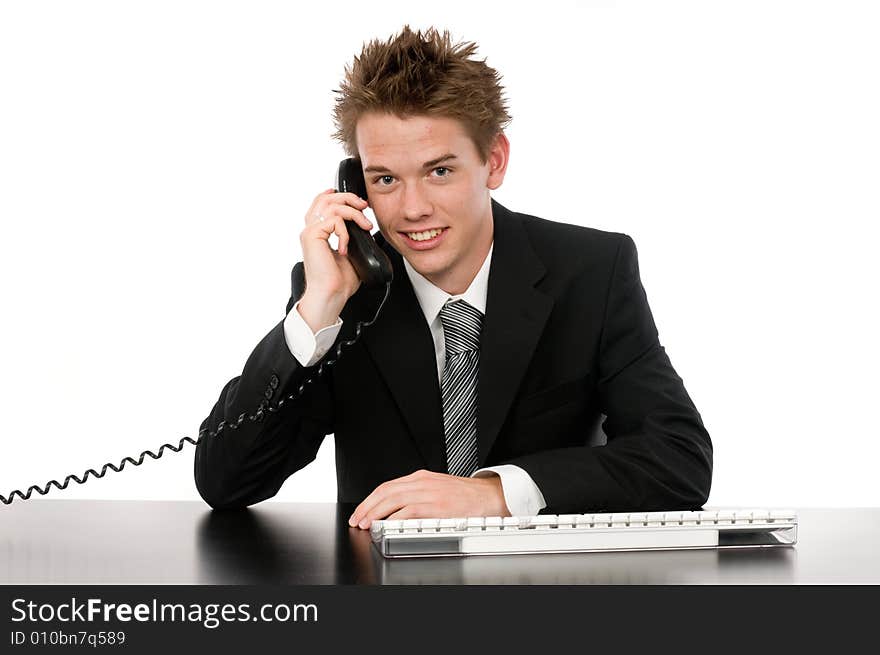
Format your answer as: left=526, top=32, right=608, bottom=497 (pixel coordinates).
left=282, top=242, right=547, bottom=516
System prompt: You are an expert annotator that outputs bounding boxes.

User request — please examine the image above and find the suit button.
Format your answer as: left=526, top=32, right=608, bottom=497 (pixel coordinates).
left=264, top=388, right=273, bottom=399
left=270, top=375, right=279, bottom=389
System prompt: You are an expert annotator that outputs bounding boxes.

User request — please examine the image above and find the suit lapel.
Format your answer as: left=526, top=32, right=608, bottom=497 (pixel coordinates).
left=355, top=239, right=448, bottom=473
left=478, top=200, right=553, bottom=465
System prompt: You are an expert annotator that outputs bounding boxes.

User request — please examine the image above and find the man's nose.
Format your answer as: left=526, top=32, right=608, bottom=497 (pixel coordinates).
left=401, top=181, right=432, bottom=221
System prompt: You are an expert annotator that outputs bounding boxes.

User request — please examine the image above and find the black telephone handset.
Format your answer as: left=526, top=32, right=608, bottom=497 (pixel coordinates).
left=336, top=158, right=393, bottom=288
left=1, top=159, right=394, bottom=506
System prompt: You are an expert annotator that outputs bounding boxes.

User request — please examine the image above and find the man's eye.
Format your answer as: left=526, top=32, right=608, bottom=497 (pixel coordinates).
left=374, top=175, right=394, bottom=186
left=433, top=167, right=450, bottom=177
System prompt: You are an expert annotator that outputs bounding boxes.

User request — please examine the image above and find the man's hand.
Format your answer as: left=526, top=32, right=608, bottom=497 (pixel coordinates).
left=348, top=469, right=511, bottom=529
left=297, top=188, right=373, bottom=333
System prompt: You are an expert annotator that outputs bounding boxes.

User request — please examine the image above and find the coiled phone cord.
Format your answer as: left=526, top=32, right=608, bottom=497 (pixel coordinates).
left=0, top=281, right=393, bottom=506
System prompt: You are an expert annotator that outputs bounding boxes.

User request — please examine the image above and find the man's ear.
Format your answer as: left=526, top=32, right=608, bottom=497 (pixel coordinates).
left=486, top=132, right=510, bottom=191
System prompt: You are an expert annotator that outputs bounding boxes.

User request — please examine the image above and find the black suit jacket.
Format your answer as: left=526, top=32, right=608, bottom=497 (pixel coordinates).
left=194, top=200, right=712, bottom=514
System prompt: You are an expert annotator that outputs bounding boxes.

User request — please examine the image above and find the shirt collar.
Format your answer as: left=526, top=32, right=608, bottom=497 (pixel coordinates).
left=403, top=242, right=493, bottom=325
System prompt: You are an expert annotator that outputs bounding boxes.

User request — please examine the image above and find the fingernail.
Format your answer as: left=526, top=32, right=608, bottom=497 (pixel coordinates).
left=348, top=516, right=356, bottom=527
left=358, top=519, right=369, bottom=529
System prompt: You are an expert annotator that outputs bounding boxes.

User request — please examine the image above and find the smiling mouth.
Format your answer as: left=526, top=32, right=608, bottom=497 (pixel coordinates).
left=401, top=227, right=447, bottom=242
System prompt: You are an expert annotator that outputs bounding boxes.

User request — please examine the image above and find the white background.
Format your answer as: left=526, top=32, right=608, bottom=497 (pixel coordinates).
left=1, top=1, right=877, bottom=508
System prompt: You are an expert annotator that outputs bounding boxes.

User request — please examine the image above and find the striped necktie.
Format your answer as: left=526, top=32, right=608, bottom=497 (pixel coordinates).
left=439, top=299, right=483, bottom=477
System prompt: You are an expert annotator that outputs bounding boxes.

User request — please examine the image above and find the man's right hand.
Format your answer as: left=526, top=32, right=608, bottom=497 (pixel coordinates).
left=297, top=188, right=374, bottom=333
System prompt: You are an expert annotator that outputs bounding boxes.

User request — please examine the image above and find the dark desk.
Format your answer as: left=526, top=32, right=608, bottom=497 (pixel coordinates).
left=1, top=501, right=877, bottom=584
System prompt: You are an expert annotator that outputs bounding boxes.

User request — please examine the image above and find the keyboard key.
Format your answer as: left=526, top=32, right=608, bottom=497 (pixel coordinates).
left=532, top=516, right=558, bottom=529
left=485, top=517, right=503, bottom=530
left=646, top=512, right=664, bottom=527
left=681, top=512, right=699, bottom=525
left=557, top=515, right=578, bottom=528
left=438, top=518, right=458, bottom=532
left=467, top=517, right=484, bottom=532
left=770, top=510, right=796, bottom=522
left=631, top=513, right=649, bottom=526
left=665, top=512, right=684, bottom=526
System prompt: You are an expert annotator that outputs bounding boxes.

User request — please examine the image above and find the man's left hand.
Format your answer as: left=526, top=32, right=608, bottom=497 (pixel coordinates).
left=348, top=469, right=511, bottom=529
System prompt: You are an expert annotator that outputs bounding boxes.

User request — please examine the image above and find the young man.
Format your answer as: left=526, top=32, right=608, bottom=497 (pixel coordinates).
left=194, top=27, right=713, bottom=529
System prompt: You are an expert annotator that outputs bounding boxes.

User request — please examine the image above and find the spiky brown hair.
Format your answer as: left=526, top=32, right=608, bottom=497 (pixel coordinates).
left=332, top=26, right=512, bottom=163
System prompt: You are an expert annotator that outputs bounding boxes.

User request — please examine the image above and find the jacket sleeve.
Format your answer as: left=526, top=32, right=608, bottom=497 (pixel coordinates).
left=194, top=264, right=335, bottom=510
left=503, top=234, right=713, bottom=514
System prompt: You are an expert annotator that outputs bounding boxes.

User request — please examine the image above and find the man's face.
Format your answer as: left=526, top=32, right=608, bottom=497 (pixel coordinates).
left=355, top=112, right=508, bottom=294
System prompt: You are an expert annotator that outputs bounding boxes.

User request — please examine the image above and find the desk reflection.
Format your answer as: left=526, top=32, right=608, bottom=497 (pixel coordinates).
left=195, top=504, right=796, bottom=585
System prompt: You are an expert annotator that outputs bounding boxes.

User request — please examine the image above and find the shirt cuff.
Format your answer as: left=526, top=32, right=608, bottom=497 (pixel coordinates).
left=282, top=299, right=343, bottom=367
left=472, top=464, right=547, bottom=517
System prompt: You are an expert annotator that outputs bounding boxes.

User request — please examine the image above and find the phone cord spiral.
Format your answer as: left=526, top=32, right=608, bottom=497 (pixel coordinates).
left=0, top=281, right=392, bottom=506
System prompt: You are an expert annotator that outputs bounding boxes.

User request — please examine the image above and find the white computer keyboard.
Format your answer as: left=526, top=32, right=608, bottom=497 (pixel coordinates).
left=370, top=509, right=798, bottom=558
